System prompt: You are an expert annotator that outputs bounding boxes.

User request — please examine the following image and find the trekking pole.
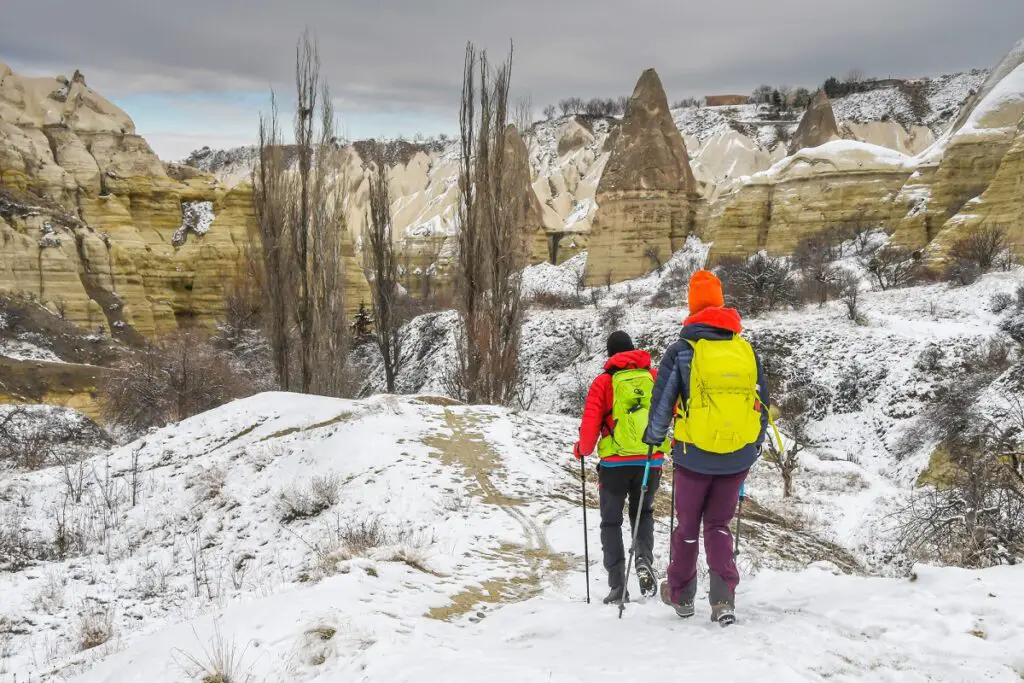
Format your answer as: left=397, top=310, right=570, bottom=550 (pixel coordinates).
left=619, top=445, right=655, bottom=619
left=580, top=456, right=591, bottom=604
left=669, top=450, right=676, bottom=564
left=734, top=480, right=746, bottom=558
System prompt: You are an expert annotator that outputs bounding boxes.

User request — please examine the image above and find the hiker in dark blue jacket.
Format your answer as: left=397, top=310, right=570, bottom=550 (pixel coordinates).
left=643, top=269, right=769, bottom=625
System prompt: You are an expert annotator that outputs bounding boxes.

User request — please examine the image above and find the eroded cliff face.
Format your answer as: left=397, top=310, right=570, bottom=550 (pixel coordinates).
left=3, top=43, right=1023, bottom=329
left=0, top=65, right=270, bottom=339
left=891, top=43, right=1024, bottom=253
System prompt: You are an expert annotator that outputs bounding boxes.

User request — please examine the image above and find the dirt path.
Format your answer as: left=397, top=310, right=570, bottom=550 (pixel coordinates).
left=422, top=408, right=566, bottom=620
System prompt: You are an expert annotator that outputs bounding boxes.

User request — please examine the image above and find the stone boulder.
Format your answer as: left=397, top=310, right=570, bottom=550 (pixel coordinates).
left=788, top=90, right=841, bottom=155
left=584, top=68, right=700, bottom=285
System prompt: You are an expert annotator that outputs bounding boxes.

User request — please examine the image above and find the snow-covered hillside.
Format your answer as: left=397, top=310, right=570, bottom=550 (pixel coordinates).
left=2, top=391, right=1023, bottom=682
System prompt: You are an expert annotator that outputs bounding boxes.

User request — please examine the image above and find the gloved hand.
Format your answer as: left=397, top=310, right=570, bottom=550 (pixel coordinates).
left=641, top=428, right=663, bottom=447
left=573, top=442, right=585, bottom=460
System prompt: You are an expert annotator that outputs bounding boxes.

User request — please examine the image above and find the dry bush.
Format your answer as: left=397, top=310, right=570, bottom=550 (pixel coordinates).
left=526, top=290, right=581, bottom=310
left=861, top=244, right=922, bottom=291
left=313, top=517, right=390, bottom=578
left=277, top=474, right=340, bottom=523
left=840, top=270, right=866, bottom=324
left=949, top=225, right=1010, bottom=272
left=1, top=407, right=108, bottom=471
left=102, top=330, right=254, bottom=434
left=559, top=366, right=591, bottom=416
left=717, top=253, right=799, bottom=316
left=792, top=232, right=847, bottom=305
left=650, top=254, right=703, bottom=308
left=78, top=604, right=114, bottom=651
left=598, top=303, right=625, bottom=332
left=192, top=466, right=228, bottom=504
left=0, top=508, right=53, bottom=571
left=894, top=437, right=1024, bottom=568
left=991, top=292, right=1014, bottom=314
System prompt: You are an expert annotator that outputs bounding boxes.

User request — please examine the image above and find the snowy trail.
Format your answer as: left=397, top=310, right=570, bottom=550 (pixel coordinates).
left=69, top=564, right=1024, bottom=682
left=360, top=566, right=1024, bottom=683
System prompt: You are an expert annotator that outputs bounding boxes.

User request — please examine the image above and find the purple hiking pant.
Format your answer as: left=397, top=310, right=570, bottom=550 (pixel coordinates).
left=666, top=467, right=748, bottom=606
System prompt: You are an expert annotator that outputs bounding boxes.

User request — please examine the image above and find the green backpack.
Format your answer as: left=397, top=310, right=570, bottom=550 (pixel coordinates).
left=597, top=368, right=671, bottom=458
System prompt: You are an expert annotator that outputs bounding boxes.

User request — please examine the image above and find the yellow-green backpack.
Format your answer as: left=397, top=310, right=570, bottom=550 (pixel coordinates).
left=673, top=335, right=763, bottom=454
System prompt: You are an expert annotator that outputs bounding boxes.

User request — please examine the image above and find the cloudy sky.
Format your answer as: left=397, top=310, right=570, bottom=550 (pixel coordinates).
left=3, top=0, right=1022, bottom=160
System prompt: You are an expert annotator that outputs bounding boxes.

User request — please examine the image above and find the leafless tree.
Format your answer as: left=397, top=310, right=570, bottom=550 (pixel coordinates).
left=454, top=42, right=527, bottom=406
left=102, top=331, right=253, bottom=434
left=253, top=31, right=351, bottom=396
left=364, top=146, right=408, bottom=393
left=513, top=94, right=533, bottom=138
left=770, top=392, right=812, bottom=498
left=252, top=94, right=293, bottom=390
left=840, top=270, right=864, bottom=323
left=949, top=225, right=1010, bottom=272
left=543, top=104, right=556, bottom=120
left=861, top=245, right=921, bottom=291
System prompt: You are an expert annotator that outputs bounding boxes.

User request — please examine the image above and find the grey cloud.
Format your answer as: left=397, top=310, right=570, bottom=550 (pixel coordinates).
left=3, top=0, right=1023, bottom=118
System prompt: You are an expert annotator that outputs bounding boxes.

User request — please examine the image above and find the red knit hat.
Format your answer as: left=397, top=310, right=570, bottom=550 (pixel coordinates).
left=688, top=270, right=724, bottom=314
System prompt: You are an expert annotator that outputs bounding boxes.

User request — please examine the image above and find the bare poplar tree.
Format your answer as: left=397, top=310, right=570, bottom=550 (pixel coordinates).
left=252, top=30, right=350, bottom=396
left=454, top=42, right=527, bottom=406
left=291, top=32, right=319, bottom=393
left=364, top=146, right=406, bottom=393
left=252, top=93, right=293, bottom=390
left=307, top=83, right=350, bottom=397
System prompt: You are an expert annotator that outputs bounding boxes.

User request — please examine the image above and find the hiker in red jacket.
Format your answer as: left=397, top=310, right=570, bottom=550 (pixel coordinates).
left=574, top=331, right=667, bottom=605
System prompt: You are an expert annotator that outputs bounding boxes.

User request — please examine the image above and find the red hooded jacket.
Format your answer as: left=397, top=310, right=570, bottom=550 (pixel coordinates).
left=576, top=349, right=658, bottom=460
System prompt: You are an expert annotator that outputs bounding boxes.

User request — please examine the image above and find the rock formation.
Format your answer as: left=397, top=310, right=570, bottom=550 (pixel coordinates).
left=0, top=64, right=371, bottom=339
left=788, top=90, right=842, bottom=155
left=583, top=68, right=700, bottom=285
left=706, top=141, right=916, bottom=261
left=892, top=44, right=1024, bottom=250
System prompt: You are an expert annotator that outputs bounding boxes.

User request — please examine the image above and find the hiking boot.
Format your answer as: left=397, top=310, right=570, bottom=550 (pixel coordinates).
left=659, top=580, right=694, bottom=618
left=603, top=586, right=630, bottom=605
left=636, top=560, right=657, bottom=598
left=711, top=602, right=736, bottom=627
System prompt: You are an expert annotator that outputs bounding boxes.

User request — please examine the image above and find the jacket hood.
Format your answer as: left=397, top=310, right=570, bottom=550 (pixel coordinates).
left=604, top=349, right=652, bottom=372
left=683, top=306, right=743, bottom=334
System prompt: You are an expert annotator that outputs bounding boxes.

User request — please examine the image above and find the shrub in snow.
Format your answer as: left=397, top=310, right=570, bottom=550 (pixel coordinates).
left=277, top=474, right=341, bottom=523
left=77, top=604, right=114, bottom=651
left=991, top=292, right=1014, bottom=314
left=949, top=225, right=1011, bottom=272
left=173, top=622, right=254, bottom=683
left=192, top=466, right=228, bottom=503
left=0, top=405, right=109, bottom=471
left=526, top=290, right=582, bottom=310
left=717, top=253, right=800, bottom=316
left=102, top=330, right=255, bottom=434
left=861, top=245, right=922, bottom=291
left=597, top=302, right=625, bottom=333
left=834, top=362, right=886, bottom=414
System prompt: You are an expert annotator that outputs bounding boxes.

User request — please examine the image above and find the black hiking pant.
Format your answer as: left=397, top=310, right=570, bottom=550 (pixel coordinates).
left=598, top=464, right=661, bottom=588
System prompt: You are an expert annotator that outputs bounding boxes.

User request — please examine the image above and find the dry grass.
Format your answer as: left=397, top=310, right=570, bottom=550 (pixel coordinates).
left=78, top=604, right=114, bottom=651
left=277, top=473, right=341, bottom=523
left=174, top=623, right=253, bottom=683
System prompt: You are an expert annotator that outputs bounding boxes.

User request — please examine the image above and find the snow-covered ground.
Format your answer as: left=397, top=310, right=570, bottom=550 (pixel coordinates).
left=4, top=234, right=1024, bottom=681
left=3, top=390, right=1023, bottom=682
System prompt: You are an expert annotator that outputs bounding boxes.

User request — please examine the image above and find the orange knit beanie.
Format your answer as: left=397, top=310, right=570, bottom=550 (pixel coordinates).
left=688, top=270, right=724, bottom=314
